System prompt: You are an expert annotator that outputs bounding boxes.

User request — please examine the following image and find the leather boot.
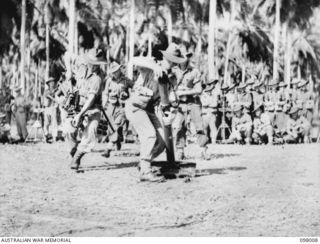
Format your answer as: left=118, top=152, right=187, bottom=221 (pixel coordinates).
left=70, top=151, right=85, bottom=170
left=139, top=160, right=165, bottom=182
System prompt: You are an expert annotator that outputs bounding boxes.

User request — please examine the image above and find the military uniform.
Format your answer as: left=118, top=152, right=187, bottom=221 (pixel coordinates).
left=298, top=90, right=314, bottom=123
left=171, top=66, right=208, bottom=159
left=264, top=90, right=277, bottom=125
left=273, top=89, right=289, bottom=136
left=201, top=84, right=220, bottom=144
left=43, top=88, right=58, bottom=141
left=234, top=91, right=252, bottom=114
left=229, top=107, right=252, bottom=144
left=252, top=110, right=273, bottom=144
left=14, top=93, right=28, bottom=141
left=284, top=114, right=311, bottom=143
left=125, top=60, right=167, bottom=180
left=66, top=71, right=104, bottom=169
left=103, top=75, right=133, bottom=151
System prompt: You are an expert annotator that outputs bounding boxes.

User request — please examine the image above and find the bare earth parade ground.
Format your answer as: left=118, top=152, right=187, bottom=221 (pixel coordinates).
left=0, top=142, right=319, bottom=237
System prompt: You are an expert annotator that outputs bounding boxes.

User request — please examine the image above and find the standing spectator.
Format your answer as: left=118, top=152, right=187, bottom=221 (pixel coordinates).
left=13, top=86, right=28, bottom=142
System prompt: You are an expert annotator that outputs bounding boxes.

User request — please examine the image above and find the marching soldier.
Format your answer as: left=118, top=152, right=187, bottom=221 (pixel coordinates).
left=228, top=104, right=252, bottom=144
left=125, top=56, right=172, bottom=182
left=252, top=104, right=273, bottom=145
left=12, top=86, right=28, bottom=142
left=43, top=77, right=58, bottom=142
left=66, top=48, right=107, bottom=170
left=169, top=46, right=209, bottom=160
left=284, top=106, right=311, bottom=143
left=201, top=79, right=220, bottom=144
left=102, top=61, right=134, bottom=157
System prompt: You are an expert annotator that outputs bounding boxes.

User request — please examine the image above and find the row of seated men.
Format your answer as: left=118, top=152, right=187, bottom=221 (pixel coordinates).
left=198, top=77, right=316, bottom=145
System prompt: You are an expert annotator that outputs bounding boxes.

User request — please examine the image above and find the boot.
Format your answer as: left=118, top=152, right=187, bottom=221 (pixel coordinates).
left=70, top=151, right=85, bottom=170
left=139, top=160, right=165, bottom=182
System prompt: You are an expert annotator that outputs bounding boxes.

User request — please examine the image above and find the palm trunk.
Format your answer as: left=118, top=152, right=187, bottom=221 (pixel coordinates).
left=167, top=6, right=173, bottom=44
left=284, top=23, right=291, bottom=87
left=68, top=0, right=76, bottom=76
left=128, top=0, right=135, bottom=79
left=208, top=0, right=217, bottom=80
left=273, top=0, right=280, bottom=81
left=223, top=34, right=232, bottom=86
left=45, top=3, right=50, bottom=82
left=20, top=0, right=26, bottom=94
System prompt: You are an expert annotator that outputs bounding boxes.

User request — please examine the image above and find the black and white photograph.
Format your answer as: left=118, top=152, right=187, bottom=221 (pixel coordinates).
left=0, top=0, right=320, bottom=241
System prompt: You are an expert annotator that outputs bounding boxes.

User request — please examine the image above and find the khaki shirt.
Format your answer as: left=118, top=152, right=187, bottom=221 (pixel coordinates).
left=14, top=95, right=27, bottom=113
left=79, top=73, right=104, bottom=110
left=253, top=113, right=271, bottom=133
left=232, top=113, right=252, bottom=131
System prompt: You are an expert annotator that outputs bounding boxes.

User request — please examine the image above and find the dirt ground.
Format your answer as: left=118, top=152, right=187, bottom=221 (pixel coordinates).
left=0, top=141, right=319, bottom=237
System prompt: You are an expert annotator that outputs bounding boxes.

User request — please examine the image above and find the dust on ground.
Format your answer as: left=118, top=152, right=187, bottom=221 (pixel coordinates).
left=0, top=142, right=319, bottom=236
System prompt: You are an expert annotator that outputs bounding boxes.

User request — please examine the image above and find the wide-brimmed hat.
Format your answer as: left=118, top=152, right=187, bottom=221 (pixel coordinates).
left=160, top=43, right=187, bottom=64
left=253, top=103, right=264, bottom=112
left=204, top=79, right=219, bottom=92
left=278, top=81, right=287, bottom=88
left=233, top=104, right=243, bottom=112
left=108, top=62, right=123, bottom=74
left=237, top=82, right=248, bottom=90
left=288, top=106, right=300, bottom=115
left=45, top=77, right=56, bottom=85
left=297, top=79, right=309, bottom=88
left=83, top=48, right=108, bottom=65
left=291, top=78, right=300, bottom=85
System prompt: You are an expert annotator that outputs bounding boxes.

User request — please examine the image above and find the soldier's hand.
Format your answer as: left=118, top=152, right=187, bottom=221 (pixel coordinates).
left=72, top=114, right=81, bottom=128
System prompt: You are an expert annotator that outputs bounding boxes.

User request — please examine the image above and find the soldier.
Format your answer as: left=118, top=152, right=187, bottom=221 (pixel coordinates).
left=225, top=83, right=237, bottom=110
left=125, top=56, right=171, bottom=182
left=169, top=47, right=209, bottom=160
left=297, top=79, right=314, bottom=123
left=264, top=80, right=278, bottom=125
left=43, top=77, right=58, bottom=143
left=12, top=86, right=28, bottom=142
left=235, top=82, right=252, bottom=114
left=252, top=104, right=273, bottom=145
left=273, top=81, right=289, bottom=140
left=228, top=104, right=252, bottom=144
left=288, top=78, right=300, bottom=107
left=284, top=106, right=311, bottom=143
left=251, top=80, right=265, bottom=116
left=102, top=61, right=134, bottom=157
left=66, top=48, right=107, bottom=170
left=201, top=79, right=220, bottom=144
